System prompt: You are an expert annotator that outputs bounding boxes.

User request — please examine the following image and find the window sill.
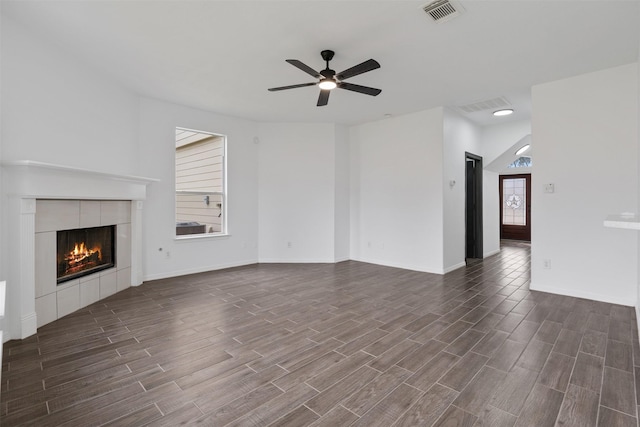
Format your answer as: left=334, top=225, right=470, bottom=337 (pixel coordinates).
left=175, top=233, right=231, bottom=241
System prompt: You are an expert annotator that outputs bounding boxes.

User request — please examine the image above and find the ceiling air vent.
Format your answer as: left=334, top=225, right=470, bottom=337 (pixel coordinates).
left=422, top=0, right=464, bottom=24
left=456, top=97, right=512, bottom=114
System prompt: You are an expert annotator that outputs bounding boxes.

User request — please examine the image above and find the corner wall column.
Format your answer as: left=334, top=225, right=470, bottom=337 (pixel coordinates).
left=131, top=201, right=144, bottom=287
left=18, top=198, right=37, bottom=338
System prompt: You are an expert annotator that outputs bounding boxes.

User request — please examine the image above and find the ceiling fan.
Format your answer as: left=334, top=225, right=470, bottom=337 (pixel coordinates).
left=268, top=50, right=381, bottom=106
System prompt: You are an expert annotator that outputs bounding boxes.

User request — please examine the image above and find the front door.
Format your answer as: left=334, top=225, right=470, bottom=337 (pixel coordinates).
left=499, top=174, right=531, bottom=241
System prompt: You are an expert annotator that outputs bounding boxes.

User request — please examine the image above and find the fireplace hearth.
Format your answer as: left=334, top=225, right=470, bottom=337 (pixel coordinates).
left=57, top=225, right=116, bottom=284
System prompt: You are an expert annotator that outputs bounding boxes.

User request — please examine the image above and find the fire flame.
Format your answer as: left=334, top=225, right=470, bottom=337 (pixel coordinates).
left=65, top=242, right=101, bottom=266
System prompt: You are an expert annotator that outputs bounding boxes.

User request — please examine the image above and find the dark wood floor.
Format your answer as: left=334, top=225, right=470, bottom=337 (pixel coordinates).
left=2, top=241, right=639, bottom=426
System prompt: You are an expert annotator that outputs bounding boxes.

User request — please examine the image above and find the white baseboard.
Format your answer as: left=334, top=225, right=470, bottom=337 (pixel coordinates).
left=636, top=306, right=640, bottom=342
left=444, top=261, right=466, bottom=274
left=21, top=311, right=38, bottom=339
left=258, top=258, right=336, bottom=264
left=483, top=249, right=501, bottom=258
left=349, top=256, right=443, bottom=274
left=530, top=281, right=634, bottom=307
left=143, top=259, right=258, bottom=282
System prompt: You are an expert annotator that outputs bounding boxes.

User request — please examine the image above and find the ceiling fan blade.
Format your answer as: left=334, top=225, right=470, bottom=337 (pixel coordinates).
left=286, top=59, right=322, bottom=78
left=268, top=82, right=317, bottom=91
left=336, top=59, right=380, bottom=80
left=338, top=82, right=381, bottom=96
left=317, top=89, right=330, bottom=106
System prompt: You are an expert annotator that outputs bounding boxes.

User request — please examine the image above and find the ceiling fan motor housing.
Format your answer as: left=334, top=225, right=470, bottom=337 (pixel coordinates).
left=320, top=69, right=336, bottom=79
left=320, top=50, right=335, bottom=62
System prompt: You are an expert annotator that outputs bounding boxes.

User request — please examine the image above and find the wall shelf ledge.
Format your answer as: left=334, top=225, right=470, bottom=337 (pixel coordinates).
left=604, top=214, right=640, bottom=231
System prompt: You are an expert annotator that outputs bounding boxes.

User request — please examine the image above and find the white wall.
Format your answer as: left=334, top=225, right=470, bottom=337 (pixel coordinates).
left=637, top=28, right=640, bottom=331
left=0, top=16, right=139, bottom=174
left=138, top=98, right=260, bottom=280
left=0, top=5, right=4, bottom=334
left=482, top=120, right=532, bottom=165
left=350, top=108, right=445, bottom=273
left=258, top=123, right=336, bottom=263
left=532, top=63, right=638, bottom=306
left=334, top=125, right=350, bottom=262
left=443, top=109, right=482, bottom=271
left=483, top=171, right=500, bottom=257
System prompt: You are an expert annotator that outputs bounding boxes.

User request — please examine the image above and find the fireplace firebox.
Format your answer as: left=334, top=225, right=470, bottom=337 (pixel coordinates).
left=57, top=225, right=116, bottom=284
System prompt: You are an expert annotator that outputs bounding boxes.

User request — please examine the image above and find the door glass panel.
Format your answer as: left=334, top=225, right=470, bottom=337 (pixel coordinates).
left=503, top=178, right=526, bottom=226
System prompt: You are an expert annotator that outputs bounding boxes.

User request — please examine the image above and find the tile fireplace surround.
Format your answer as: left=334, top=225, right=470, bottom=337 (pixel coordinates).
left=1, top=161, right=156, bottom=342
left=35, top=200, right=132, bottom=328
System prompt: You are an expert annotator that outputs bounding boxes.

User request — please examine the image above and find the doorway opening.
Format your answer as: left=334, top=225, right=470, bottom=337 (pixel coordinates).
left=465, top=152, right=483, bottom=262
left=499, top=174, right=531, bottom=241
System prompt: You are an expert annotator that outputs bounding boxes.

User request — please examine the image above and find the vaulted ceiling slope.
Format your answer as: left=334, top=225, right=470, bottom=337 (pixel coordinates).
left=2, top=1, right=639, bottom=126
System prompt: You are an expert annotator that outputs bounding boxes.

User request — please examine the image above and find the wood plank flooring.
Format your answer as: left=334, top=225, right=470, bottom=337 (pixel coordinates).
left=2, top=241, right=639, bottom=426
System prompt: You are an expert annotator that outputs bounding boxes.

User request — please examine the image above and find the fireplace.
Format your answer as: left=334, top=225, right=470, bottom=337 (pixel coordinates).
left=57, top=225, right=116, bottom=284
left=2, top=161, right=155, bottom=339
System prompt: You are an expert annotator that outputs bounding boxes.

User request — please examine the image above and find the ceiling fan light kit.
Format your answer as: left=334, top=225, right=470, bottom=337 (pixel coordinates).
left=268, top=49, right=381, bottom=106
left=318, top=79, right=337, bottom=90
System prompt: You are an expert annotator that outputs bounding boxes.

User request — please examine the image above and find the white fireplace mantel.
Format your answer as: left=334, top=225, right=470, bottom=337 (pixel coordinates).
left=1, top=161, right=158, bottom=342
left=2, top=160, right=158, bottom=200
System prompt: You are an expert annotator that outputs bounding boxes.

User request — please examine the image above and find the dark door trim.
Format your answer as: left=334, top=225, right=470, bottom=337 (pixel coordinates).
left=465, top=152, right=483, bottom=261
left=499, top=173, right=531, bottom=241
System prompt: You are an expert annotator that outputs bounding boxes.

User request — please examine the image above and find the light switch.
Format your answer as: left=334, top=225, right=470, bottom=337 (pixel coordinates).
left=544, top=183, right=555, bottom=193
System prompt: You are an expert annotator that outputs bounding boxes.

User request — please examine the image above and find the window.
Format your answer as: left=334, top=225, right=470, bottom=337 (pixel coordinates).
left=175, top=128, right=226, bottom=237
left=507, top=156, right=532, bottom=168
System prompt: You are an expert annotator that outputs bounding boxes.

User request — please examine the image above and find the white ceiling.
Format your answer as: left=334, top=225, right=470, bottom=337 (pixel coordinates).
left=3, top=0, right=639, bottom=126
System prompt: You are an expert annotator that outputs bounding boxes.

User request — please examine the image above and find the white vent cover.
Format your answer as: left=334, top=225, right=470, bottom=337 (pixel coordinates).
left=457, top=97, right=512, bottom=114
left=422, top=0, right=464, bottom=24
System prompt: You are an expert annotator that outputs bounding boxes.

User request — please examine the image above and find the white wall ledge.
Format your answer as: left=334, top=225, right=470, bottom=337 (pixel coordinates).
left=604, top=214, right=640, bottom=230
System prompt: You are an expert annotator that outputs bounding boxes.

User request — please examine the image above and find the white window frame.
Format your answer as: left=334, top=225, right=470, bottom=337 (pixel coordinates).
left=175, top=127, right=228, bottom=239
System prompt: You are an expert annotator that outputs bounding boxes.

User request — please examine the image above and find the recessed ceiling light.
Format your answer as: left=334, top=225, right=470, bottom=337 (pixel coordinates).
left=493, top=109, right=514, bottom=117
left=515, top=144, right=531, bottom=156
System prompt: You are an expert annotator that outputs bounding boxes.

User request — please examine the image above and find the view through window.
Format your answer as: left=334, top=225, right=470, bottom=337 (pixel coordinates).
left=175, top=128, right=226, bottom=237
left=507, top=156, right=532, bottom=168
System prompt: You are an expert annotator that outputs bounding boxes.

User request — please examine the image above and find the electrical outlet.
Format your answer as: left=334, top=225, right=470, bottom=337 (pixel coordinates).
left=543, top=259, right=551, bottom=269
left=287, top=241, right=292, bottom=248
left=165, top=251, right=171, bottom=259
left=367, top=241, right=372, bottom=248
